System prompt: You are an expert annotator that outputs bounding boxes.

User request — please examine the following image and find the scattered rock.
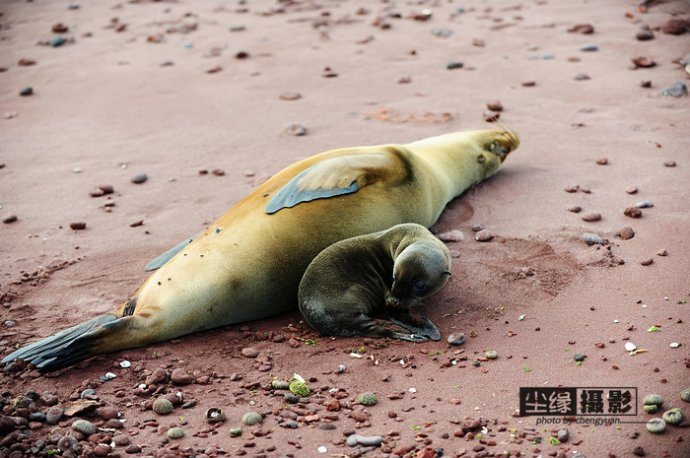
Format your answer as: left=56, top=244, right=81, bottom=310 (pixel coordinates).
left=657, top=248, right=668, bottom=256
left=619, top=227, right=635, bottom=240
left=212, top=168, right=225, bottom=176
left=46, top=407, right=64, bottom=424
left=568, top=24, right=594, bottom=34
left=558, top=428, right=570, bottom=443
left=640, top=80, right=652, bottom=88
left=279, top=92, right=301, bottom=101
left=70, top=222, right=87, bottom=230
left=564, top=185, right=579, bottom=193
left=522, top=80, right=536, bottom=87
left=235, top=51, right=250, bottom=59
left=624, top=207, right=642, bottom=218
left=660, top=82, right=688, bottom=98
left=18, top=58, right=37, bottom=66
left=486, top=100, right=503, bottom=112
left=19, top=86, right=33, bottom=96
left=167, top=427, right=185, bottom=439
left=640, top=258, right=654, bottom=266
left=170, top=368, right=193, bottom=385
left=483, top=111, right=500, bottom=122
left=567, top=206, right=582, bottom=213
left=131, top=173, right=148, bottom=184
left=580, top=44, right=598, bottom=52
left=474, top=230, right=493, bottom=242
left=625, top=186, right=638, bottom=194
left=582, top=233, right=604, bottom=246
left=633, top=446, right=646, bottom=457
left=52, top=23, right=69, bottom=33
left=346, top=434, right=383, bottom=447
left=446, top=61, right=464, bottom=70
left=285, top=123, right=308, bottom=136
left=71, top=419, right=97, bottom=435
left=574, top=73, right=590, bottom=81
left=660, top=18, right=689, bottom=35
left=635, top=200, right=653, bottom=208
left=631, top=56, right=655, bottom=68
left=51, top=36, right=67, bottom=47
left=663, top=160, right=677, bottom=167
left=206, top=65, right=223, bottom=74
left=636, top=28, right=654, bottom=41
left=581, top=212, right=601, bottom=222
left=241, top=347, right=259, bottom=358
left=3, top=214, right=18, bottom=224
left=447, top=333, right=465, bottom=346
left=595, top=158, right=608, bottom=165
left=322, top=66, right=337, bottom=77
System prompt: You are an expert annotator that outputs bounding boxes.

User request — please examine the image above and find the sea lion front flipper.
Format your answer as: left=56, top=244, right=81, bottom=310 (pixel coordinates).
left=387, top=309, right=442, bottom=341
left=144, top=235, right=196, bottom=271
left=265, top=152, right=402, bottom=214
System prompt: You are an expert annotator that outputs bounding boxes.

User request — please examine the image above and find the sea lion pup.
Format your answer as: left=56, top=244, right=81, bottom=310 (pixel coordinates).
left=2, top=129, right=518, bottom=371
left=299, top=223, right=451, bottom=341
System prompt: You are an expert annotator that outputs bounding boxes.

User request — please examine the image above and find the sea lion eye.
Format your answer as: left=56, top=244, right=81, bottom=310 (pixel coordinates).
left=477, top=154, right=486, bottom=163
left=412, top=280, right=427, bottom=294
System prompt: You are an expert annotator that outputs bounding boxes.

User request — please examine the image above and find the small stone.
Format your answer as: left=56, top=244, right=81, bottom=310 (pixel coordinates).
left=113, top=434, right=131, bottom=446
left=18, top=58, right=37, bottom=66
left=241, top=347, right=259, bottom=358
left=636, top=28, right=654, bottom=41
left=170, top=368, right=193, bottom=385
left=436, top=230, right=464, bottom=242
left=581, top=212, right=601, bottom=222
left=580, top=44, right=598, bottom=52
left=96, top=406, right=119, bottom=420
left=346, top=434, right=384, bottom=447
left=229, top=427, right=243, bottom=437
left=619, top=227, right=635, bottom=240
left=564, top=185, right=579, bottom=193
left=206, top=65, right=222, bottom=74
left=447, top=333, right=465, bottom=345
left=152, top=397, right=174, bottom=415
left=167, top=427, right=185, bottom=439
left=484, top=350, right=498, bottom=360
left=431, top=27, right=453, bottom=38
left=567, top=206, right=582, bottom=213
left=582, top=233, right=604, bottom=245
left=446, top=61, right=464, bottom=70
left=241, top=412, right=262, bottom=425
left=19, top=86, right=33, bottom=96
left=631, top=56, right=655, bottom=68
left=625, top=186, right=638, bottom=194
left=573, top=354, right=585, bottom=362
left=474, top=230, right=493, bottom=242
left=486, top=100, right=503, bottom=112
left=522, top=80, right=536, bottom=87
left=657, top=249, right=668, bottom=256
left=45, top=407, right=64, bottom=425
left=471, top=224, right=485, bottom=232
left=624, top=207, right=642, bottom=218
left=93, top=444, right=111, bottom=456
left=483, top=111, right=500, bottom=122
left=646, top=418, right=666, bottom=433
left=356, top=392, right=378, bottom=406
left=72, top=419, right=97, bottom=435
left=70, top=222, right=87, bottom=230
left=633, top=446, right=646, bottom=456
left=635, top=200, right=653, bottom=208
left=129, top=220, right=143, bottom=227
left=131, top=173, right=148, bottom=184
left=125, top=445, right=142, bottom=454
left=670, top=342, right=680, bottom=348
left=595, top=158, right=608, bottom=165
left=574, top=73, right=590, bottom=81
left=279, top=92, right=301, bottom=101
left=640, top=258, right=654, bottom=266
left=235, top=51, right=249, bottom=59
left=229, top=25, right=246, bottom=32
left=285, top=123, right=307, bottom=136
left=663, top=160, right=677, bottom=167
left=660, top=18, right=689, bottom=35
left=625, top=342, right=637, bottom=352
left=3, top=214, right=17, bottom=224
left=557, top=428, right=570, bottom=443
left=660, top=82, right=688, bottom=98
left=568, top=24, right=594, bottom=34
left=212, top=168, right=225, bottom=176
left=640, top=80, right=652, bottom=88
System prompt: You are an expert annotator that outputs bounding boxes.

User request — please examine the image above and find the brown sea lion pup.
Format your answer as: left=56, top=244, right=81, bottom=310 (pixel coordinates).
left=2, top=129, right=518, bottom=371
left=299, top=223, right=451, bottom=341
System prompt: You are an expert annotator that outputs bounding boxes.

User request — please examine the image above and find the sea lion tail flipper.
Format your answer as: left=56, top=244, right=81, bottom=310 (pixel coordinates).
left=1, top=313, right=126, bottom=372
left=144, top=235, right=197, bottom=271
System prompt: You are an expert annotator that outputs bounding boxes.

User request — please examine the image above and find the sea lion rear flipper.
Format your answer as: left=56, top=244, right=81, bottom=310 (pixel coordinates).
left=144, top=235, right=196, bottom=271
left=265, top=152, right=403, bottom=214
left=387, top=310, right=441, bottom=341
left=1, top=314, right=129, bottom=372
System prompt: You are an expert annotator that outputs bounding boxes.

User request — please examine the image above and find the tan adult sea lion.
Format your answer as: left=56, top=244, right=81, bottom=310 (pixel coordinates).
left=299, top=223, right=451, bottom=341
left=2, top=129, right=519, bottom=371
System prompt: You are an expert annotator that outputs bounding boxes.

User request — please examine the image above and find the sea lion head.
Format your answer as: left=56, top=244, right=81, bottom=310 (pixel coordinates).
left=474, top=129, right=520, bottom=179
left=386, top=241, right=451, bottom=309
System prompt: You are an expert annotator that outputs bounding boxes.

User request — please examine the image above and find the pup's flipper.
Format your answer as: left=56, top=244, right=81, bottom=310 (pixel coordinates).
left=387, top=309, right=441, bottom=341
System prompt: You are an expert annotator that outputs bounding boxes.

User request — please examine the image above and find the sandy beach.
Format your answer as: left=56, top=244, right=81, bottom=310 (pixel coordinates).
left=1, top=0, right=689, bottom=457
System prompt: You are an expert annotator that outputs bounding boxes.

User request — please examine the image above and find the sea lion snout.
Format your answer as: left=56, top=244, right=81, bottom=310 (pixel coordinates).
left=486, top=130, right=520, bottom=163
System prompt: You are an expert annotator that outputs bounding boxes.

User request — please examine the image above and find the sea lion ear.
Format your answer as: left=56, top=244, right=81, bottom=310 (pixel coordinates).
left=144, top=235, right=196, bottom=271
left=265, top=152, right=399, bottom=214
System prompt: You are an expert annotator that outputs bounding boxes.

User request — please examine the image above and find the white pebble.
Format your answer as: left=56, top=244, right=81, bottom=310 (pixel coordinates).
left=518, top=314, right=526, bottom=321
left=408, top=387, right=417, bottom=393
left=317, top=446, right=327, bottom=453
left=119, top=360, right=131, bottom=368
left=613, top=319, right=620, bottom=323
left=624, top=342, right=637, bottom=352
left=349, top=352, right=363, bottom=359
left=670, top=342, right=680, bottom=348
left=72, top=166, right=83, bottom=173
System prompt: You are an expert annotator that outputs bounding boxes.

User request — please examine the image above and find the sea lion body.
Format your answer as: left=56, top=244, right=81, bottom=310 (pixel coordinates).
left=299, top=223, right=451, bottom=340
left=2, top=129, right=518, bottom=371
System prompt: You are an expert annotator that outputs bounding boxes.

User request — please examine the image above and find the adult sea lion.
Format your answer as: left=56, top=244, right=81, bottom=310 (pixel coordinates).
left=2, top=129, right=519, bottom=371
left=299, top=223, right=451, bottom=341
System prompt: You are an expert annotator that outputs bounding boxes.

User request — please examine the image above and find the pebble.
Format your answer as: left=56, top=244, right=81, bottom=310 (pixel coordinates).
left=663, top=160, right=676, bottom=167
left=582, top=233, right=604, bottom=245
left=635, top=200, right=653, bottom=208
left=660, top=18, right=689, bottom=35
left=229, top=427, right=243, bottom=437
left=471, top=223, right=485, bottom=232
left=624, top=207, right=642, bottom=218
left=131, top=173, right=148, bottom=184
left=636, top=28, right=654, bottom=41
left=279, top=92, right=301, bottom=101
left=51, top=36, right=67, bottom=47
left=447, top=333, right=465, bottom=346
left=631, top=56, right=655, bottom=68
left=625, top=186, right=638, bottom=194
left=640, top=80, right=652, bottom=88
left=229, top=25, right=246, bottom=32
left=670, top=342, right=680, bottom=348
left=356, top=392, right=378, bottom=406
left=657, top=249, right=668, bottom=256
left=574, top=73, right=590, bottom=81
left=241, top=347, right=259, bottom=358
left=624, top=342, right=637, bottom=352
left=241, top=412, right=262, bottom=425
left=557, top=428, right=570, bottom=443
left=212, top=168, right=225, bottom=176
left=346, top=434, right=384, bottom=447
left=19, top=86, right=33, bottom=96
left=167, top=427, right=185, bottom=439
left=71, top=419, right=97, bottom=435
left=595, top=158, right=608, bottom=165
left=580, top=44, right=598, bottom=52
left=645, top=418, right=665, bottom=433
left=640, top=258, right=654, bottom=266
left=474, top=230, right=493, bottom=242
left=322, top=66, right=337, bottom=77
left=581, top=212, right=601, bottom=222
left=446, top=61, right=464, bottom=70
left=618, top=226, right=635, bottom=240
left=483, top=111, right=500, bottom=122
left=568, top=24, right=594, bottom=34
left=486, top=100, right=503, bottom=112
left=3, top=214, right=18, bottom=224
left=153, top=397, right=174, bottom=415
left=170, top=368, right=193, bottom=385
left=52, top=23, right=69, bottom=33
left=484, top=350, right=498, bottom=360
left=285, top=123, right=307, bottom=136
left=573, top=354, right=585, bottom=362
left=436, top=230, right=464, bottom=242
left=70, top=222, right=87, bottom=230
left=567, top=206, right=582, bottom=213
left=113, top=434, right=131, bottom=446
left=431, top=28, right=453, bottom=38
left=633, top=446, right=646, bottom=457
left=660, top=82, right=688, bottom=98
left=46, top=407, right=64, bottom=424
left=564, top=185, right=579, bottom=193
left=522, top=80, right=536, bottom=87
left=235, top=51, right=249, bottom=59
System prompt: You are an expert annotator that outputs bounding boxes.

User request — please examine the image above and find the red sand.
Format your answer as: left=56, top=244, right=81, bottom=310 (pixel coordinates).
left=1, top=1, right=689, bottom=457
